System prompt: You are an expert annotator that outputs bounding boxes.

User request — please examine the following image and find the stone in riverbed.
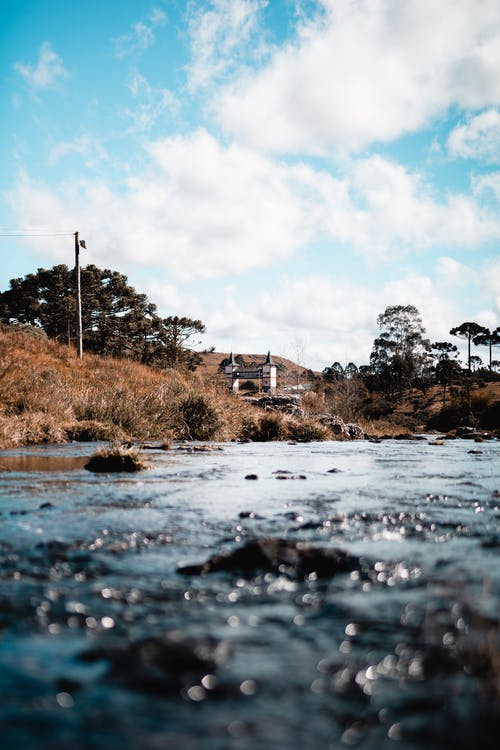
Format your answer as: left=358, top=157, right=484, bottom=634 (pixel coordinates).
left=79, top=631, right=231, bottom=695
left=177, top=538, right=360, bottom=579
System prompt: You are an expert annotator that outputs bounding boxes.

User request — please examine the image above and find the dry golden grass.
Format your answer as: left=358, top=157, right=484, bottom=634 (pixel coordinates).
left=0, top=328, right=253, bottom=448
left=0, top=327, right=402, bottom=447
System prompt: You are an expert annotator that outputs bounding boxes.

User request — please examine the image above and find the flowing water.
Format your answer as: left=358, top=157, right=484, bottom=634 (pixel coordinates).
left=0, top=438, right=498, bottom=750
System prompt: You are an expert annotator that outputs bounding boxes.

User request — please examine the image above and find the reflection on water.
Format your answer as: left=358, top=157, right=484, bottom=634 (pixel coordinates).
left=0, top=438, right=498, bottom=749
left=0, top=455, right=88, bottom=472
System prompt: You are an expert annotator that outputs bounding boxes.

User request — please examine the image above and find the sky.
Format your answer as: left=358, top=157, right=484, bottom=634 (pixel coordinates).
left=1, top=0, right=499, bottom=369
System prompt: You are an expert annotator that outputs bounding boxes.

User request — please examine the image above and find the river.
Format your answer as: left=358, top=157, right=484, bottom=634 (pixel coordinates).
left=0, top=438, right=498, bottom=749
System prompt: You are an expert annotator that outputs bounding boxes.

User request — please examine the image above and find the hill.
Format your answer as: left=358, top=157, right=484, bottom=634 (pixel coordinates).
left=198, top=350, right=319, bottom=388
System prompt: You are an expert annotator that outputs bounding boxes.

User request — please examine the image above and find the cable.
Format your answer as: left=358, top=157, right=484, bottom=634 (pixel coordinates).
left=0, top=232, right=74, bottom=237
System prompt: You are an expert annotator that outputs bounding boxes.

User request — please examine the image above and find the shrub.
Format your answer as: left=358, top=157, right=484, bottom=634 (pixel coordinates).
left=287, top=417, right=330, bottom=442
left=85, top=446, right=150, bottom=473
left=242, top=412, right=289, bottom=441
left=177, top=392, right=224, bottom=440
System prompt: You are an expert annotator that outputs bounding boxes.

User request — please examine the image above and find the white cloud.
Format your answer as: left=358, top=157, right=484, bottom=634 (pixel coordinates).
left=48, top=134, right=108, bottom=168
left=479, top=257, right=500, bottom=321
left=302, top=155, right=500, bottom=261
left=213, top=0, right=500, bottom=155
left=15, top=42, right=68, bottom=92
left=472, top=170, right=500, bottom=203
left=186, top=0, right=269, bottom=92
left=202, top=270, right=475, bottom=368
left=448, top=109, right=500, bottom=163
left=7, top=131, right=322, bottom=280
left=113, top=7, right=167, bottom=58
left=124, top=73, right=179, bottom=132
left=436, top=257, right=472, bottom=288
left=7, top=134, right=500, bottom=286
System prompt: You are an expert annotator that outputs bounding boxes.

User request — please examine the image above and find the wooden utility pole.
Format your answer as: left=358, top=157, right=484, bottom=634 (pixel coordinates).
left=74, top=231, right=83, bottom=359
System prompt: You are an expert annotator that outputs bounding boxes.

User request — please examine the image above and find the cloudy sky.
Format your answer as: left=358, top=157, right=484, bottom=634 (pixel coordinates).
left=1, top=0, right=499, bottom=368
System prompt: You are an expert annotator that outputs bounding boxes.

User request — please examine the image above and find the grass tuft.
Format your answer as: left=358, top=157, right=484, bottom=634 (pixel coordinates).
left=84, top=446, right=150, bottom=473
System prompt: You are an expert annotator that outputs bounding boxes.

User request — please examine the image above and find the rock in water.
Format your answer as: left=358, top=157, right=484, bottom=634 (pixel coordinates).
left=80, top=631, right=231, bottom=694
left=178, top=537, right=360, bottom=579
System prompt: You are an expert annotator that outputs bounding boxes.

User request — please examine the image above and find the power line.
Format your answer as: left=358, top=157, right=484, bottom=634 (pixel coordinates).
left=0, top=232, right=73, bottom=237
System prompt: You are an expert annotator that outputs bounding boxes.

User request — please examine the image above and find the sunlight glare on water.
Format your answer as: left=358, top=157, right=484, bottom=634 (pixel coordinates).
left=0, top=438, right=498, bottom=749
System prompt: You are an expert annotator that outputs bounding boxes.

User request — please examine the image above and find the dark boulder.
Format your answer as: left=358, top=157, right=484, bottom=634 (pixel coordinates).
left=178, top=537, right=360, bottom=579
left=80, top=631, right=231, bottom=695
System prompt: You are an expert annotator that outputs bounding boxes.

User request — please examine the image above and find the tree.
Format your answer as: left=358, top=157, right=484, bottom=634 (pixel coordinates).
left=431, top=341, right=461, bottom=405
left=473, top=327, right=500, bottom=372
left=469, top=355, right=482, bottom=372
left=159, top=316, right=205, bottom=370
left=0, top=265, right=204, bottom=369
left=370, top=305, right=431, bottom=396
left=345, top=362, right=359, bottom=379
left=323, top=362, right=344, bottom=382
left=449, top=322, right=488, bottom=374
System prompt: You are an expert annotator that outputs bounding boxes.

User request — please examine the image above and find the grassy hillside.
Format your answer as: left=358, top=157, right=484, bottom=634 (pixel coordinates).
left=0, top=329, right=331, bottom=448
left=0, top=328, right=250, bottom=448
left=2, top=329, right=496, bottom=449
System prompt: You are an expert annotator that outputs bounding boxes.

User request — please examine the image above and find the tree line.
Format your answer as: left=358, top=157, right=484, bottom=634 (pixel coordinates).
left=0, top=264, right=204, bottom=370
left=323, top=305, right=500, bottom=404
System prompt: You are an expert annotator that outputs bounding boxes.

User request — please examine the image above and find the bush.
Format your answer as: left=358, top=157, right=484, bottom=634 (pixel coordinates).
left=85, top=446, right=150, bottom=473
left=178, top=392, right=224, bottom=440
left=242, top=412, right=289, bottom=441
left=287, top=417, right=330, bottom=442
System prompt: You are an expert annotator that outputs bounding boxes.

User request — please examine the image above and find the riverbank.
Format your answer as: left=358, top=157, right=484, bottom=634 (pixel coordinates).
left=0, top=328, right=374, bottom=449
left=3, top=328, right=496, bottom=449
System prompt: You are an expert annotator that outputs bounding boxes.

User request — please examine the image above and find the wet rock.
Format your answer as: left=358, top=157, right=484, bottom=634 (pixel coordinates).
left=346, top=423, right=364, bottom=439
left=252, top=395, right=305, bottom=417
left=79, top=631, right=231, bottom=695
left=178, top=538, right=361, bottom=579
left=238, top=511, right=264, bottom=519
left=317, top=415, right=350, bottom=437
left=273, top=469, right=306, bottom=480
left=457, top=426, right=476, bottom=437
left=176, top=444, right=224, bottom=453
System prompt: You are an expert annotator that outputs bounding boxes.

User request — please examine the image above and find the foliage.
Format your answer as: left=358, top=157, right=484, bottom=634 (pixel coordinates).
left=450, top=322, right=488, bottom=373
left=161, top=316, right=205, bottom=370
left=473, top=327, right=500, bottom=371
left=219, top=354, right=245, bottom=370
left=177, top=392, right=224, bottom=440
left=0, top=265, right=204, bottom=370
left=0, top=327, right=249, bottom=447
left=85, top=446, right=150, bottom=473
left=323, top=361, right=344, bottom=382
left=431, top=341, right=462, bottom=405
left=369, top=305, right=431, bottom=396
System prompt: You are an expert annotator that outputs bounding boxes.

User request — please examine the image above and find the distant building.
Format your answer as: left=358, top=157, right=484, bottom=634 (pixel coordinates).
left=225, top=350, right=277, bottom=393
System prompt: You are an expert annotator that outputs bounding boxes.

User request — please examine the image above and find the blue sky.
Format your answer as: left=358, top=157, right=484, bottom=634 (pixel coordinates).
left=1, top=0, right=499, bottom=368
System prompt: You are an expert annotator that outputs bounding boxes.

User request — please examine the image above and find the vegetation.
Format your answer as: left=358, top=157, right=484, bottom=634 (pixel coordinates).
left=0, top=286, right=498, bottom=446
left=0, top=264, right=204, bottom=370
left=85, top=446, right=150, bottom=473
left=369, top=305, right=431, bottom=397
left=473, top=327, right=500, bottom=371
left=450, top=322, right=488, bottom=374
left=0, top=327, right=353, bottom=448
left=319, top=306, right=499, bottom=432
left=0, top=326, right=243, bottom=448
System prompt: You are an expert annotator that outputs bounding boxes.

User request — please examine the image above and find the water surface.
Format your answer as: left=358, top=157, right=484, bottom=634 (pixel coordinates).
left=0, top=439, right=498, bottom=749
